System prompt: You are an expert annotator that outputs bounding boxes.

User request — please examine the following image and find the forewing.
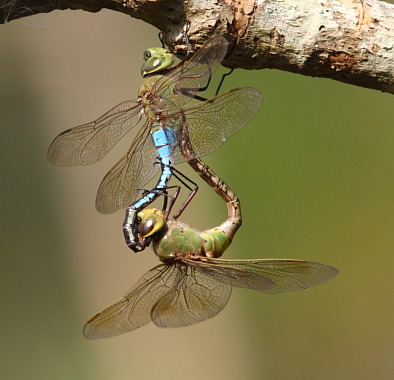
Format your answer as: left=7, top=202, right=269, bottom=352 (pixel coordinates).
left=150, top=36, right=229, bottom=114
left=151, top=263, right=231, bottom=328
left=83, top=264, right=180, bottom=339
left=48, top=100, right=142, bottom=165
left=183, top=258, right=338, bottom=293
left=95, top=121, right=158, bottom=214
left=170, top=87, right=263, bottom=163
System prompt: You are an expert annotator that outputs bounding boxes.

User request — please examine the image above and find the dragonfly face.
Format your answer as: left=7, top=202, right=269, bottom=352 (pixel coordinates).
left=141, top=47, right=174, bottom=77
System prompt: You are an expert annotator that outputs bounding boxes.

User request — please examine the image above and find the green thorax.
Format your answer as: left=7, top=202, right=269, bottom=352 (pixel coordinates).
left=139, top=74, right=163, bottom=94
left=152, top=220, right=231, bottom=263
left=139, top=74, right=163, bottom=120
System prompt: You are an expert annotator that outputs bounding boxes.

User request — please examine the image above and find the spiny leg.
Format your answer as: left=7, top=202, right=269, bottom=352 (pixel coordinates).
left=169, top=165, right=199, bottom=220
left=215, top=68, right=234, bottom=95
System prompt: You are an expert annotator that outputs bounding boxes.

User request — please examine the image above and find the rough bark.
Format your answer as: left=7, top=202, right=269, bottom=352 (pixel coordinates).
left=1, top=0, right=393, bottom=94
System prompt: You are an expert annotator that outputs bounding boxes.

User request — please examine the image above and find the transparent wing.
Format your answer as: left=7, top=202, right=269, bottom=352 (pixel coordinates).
left=47, top=100, right=142, bottom=165
left=170, top=87, right=263, bottom=163
left=83, top=262, right=232, bottom=339
left=149, top=35, right=229, bottom=114
left=83, top=264, right=180, bottom=339
left=182, top=258, right=338, bottom=293
left=151, top=263, right=231, bottom=328
left=95, top=121, right=158, bottom=214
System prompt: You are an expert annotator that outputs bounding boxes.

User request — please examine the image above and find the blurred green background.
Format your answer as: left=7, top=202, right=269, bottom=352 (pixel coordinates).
left=1, top=7, right=394, bottom=380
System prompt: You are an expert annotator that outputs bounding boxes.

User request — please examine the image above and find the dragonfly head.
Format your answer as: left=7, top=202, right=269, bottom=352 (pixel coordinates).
left=141, top=47, right=174, bottom=77
left=136, top=208, right=166, bottom=238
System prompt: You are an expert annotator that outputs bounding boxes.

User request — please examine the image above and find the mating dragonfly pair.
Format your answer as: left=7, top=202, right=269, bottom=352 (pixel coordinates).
left=48, top=35, right=338, bottom=338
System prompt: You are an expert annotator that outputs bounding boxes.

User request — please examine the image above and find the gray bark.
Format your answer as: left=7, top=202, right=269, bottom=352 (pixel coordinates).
left=1, top=0, right=393, bottom=93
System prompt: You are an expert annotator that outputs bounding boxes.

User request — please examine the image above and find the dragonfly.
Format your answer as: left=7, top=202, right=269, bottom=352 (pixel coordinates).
left=83, top=125, right=338, bottom=339
left=47, top=35, right=263, bottom=251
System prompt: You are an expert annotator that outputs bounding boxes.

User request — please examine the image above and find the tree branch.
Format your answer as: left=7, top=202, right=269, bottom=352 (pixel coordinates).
left=1, top=0, right=393, bottom=94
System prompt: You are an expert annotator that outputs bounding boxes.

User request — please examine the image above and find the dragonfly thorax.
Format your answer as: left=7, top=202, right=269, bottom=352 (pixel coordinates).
left=152, top=220, right=203, bottom=263
left=138, top=75, right=164, bottom=120
left=139, top=74, right=162, bottom=96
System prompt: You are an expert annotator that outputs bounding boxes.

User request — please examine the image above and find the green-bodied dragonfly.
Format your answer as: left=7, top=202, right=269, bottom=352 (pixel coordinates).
left=83, top=126, right=338, bottom=339
left=47, top=35, right=263, bottom=251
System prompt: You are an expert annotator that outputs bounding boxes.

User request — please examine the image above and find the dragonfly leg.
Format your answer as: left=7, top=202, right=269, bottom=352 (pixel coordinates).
left=178, top=67, right=233, bottom=102
left=182, top=67, right=233, bottom=101
left=182, top=21, right=191, bottom=56
left=179, top=74, right=212, bottom=100
left=215, top=68, right=234, bottom=95
left=137, top=186, right=168, bottom=198
left=136, top=185, right=178, bottom=215
left=172, top=186, right=198, bottom=220
left=134, top=170, right=197, bottom=222
left=170, top=165, right=199, bottom=220
left=158, top=31, right=165, bottom=48
left=139, top=185, right=178, bottom=219
left=157, top=185, right=181, bottom=220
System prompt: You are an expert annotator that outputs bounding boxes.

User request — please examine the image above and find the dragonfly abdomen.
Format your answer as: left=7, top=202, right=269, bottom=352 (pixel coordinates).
left=150, top=122, right=177, bottom=167
left=200, top=229, right=231, bottom=258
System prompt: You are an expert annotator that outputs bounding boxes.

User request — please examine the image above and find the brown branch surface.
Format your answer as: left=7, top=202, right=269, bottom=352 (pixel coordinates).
left=1, top=0, right=393, bottom=93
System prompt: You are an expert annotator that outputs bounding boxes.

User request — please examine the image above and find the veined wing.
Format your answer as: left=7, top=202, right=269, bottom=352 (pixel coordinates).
left=95, top=121, right=157, bottom=214
left=83, top=264, right=180, bottom=339
left=169, top=87, right=263, bottom=164
left=151, top=263, right=231, bottom=328
left=83, top=263, right=232, bottom=339
left=150, top=35, right=229, bottom=114
left=48, top=100, right=142, bottom=166
left=182, top=258, right=338, bottom=293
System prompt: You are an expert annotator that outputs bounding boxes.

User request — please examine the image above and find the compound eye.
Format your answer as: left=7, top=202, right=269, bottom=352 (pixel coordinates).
left=143, top=50, right=151, bottom=60
left=136, top=208, right=165, bottom=237
left=138, top=217, right=157, bottom=237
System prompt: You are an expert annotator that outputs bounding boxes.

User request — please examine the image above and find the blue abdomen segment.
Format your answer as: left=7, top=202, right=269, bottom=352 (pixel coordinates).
left=123, top=123, right=177, bottom=251
left=130, top=125, right=175, bottom=209
left=152, top=125, right=177, bottom=162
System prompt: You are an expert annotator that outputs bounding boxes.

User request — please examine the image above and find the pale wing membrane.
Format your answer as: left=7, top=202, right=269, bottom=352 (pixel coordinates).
left=83, top=264, right=181, bottom=339
left=47, top=100, right=142, bottom=165
left=151, top=264, right=232, bottom=328
left=150, top=36, right=229, bottom=114
left=183, top=258, right=339, bottom=293
left=170, top=87, right=263, bottom=164
left=95, top=121, right=158, bottom=214
left=84, top=258, right=337, bottom=338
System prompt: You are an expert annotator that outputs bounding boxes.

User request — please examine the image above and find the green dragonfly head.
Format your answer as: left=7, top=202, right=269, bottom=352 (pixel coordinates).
left=137, top=208, right=166, bottom=238
left=141, top=47, right=174, bottom=77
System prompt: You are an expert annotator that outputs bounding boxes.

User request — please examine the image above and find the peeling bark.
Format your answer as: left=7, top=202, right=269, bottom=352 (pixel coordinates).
left=1, top=0, right=393, bottom=93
